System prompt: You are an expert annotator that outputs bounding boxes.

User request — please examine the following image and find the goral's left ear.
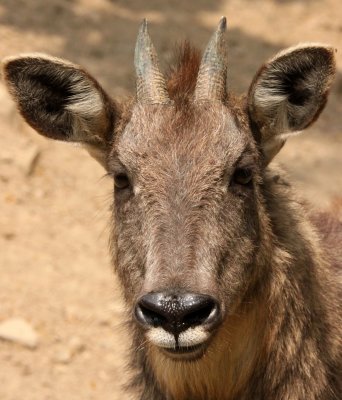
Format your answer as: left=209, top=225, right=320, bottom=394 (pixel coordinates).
left=248, top=44, right=336, bottom=165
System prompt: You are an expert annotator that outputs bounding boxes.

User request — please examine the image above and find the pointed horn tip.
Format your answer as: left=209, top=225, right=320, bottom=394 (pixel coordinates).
left=140, top=18, right=148, bottom=32
left=219, top=16, right=227, bottom=31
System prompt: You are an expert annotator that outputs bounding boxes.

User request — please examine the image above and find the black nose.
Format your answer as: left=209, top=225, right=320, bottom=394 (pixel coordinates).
left=135, top=292, right=221, bottom=334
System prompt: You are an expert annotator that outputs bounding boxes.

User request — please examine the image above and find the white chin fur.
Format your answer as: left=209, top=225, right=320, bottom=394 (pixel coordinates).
left=179, top=326, right=209, bottom=346
left=146, top=326, right=210, bottom=348
left=146, top=328, right=175, bottom=348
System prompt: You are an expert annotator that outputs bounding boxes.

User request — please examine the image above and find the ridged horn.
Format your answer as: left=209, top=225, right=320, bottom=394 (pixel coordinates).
left=194, top=17, right=227, bottom=102
left=134, top=19, right=171, bottom=104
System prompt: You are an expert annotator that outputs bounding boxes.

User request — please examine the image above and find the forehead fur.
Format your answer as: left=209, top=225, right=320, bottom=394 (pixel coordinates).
left=114, top=103, right=253, bottom=173
left=109, top=43, right=256, bottom=175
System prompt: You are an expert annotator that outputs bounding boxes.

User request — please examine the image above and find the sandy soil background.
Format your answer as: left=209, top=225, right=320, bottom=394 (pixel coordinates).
left=0, top=1, right=341, bottom=399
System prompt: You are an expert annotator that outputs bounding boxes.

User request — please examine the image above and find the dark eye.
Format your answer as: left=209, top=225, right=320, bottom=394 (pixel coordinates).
left=114, top=173, right=130, bottom=190
left=231, top=168, right=253, bottom=186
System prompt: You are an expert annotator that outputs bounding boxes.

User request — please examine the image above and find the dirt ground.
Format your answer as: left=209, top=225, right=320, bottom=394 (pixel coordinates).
left=0, top=1, right=341, bottom=399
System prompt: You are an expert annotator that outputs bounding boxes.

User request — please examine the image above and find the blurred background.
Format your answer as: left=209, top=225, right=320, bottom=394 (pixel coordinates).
left=0, top=1, right=341, bottom=399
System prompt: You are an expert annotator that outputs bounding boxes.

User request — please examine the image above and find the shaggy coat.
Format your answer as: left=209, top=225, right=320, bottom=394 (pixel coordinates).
left=2, top=23, right=341, bottom=400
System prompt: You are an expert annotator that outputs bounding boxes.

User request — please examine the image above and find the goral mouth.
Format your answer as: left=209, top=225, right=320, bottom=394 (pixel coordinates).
left=161, top=342, right=207, bottom=360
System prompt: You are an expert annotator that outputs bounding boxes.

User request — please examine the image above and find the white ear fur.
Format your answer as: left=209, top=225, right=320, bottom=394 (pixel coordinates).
left=65, top=72, right=104, bottom=119
left=248, top=43, right=336, bottom=163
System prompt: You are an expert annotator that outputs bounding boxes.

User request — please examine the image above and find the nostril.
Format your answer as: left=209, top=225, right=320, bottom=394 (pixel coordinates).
left=183, top=304, right=212, bottom=325
left=182, top=300, right=218, bottom=327
left=137, top=304, right=167, bottom=327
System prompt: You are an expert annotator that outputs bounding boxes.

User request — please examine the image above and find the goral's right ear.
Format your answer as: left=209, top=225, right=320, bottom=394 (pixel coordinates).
left=2, top=53, right=117, bottom=168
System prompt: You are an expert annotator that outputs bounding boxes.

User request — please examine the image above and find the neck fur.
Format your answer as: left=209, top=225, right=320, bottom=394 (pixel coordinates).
left=148, top=301, right=266, bottom=400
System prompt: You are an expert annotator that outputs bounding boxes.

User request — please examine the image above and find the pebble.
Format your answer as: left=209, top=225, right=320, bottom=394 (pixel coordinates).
left=68, top=336, right=86, bottom=355
left=54, top=336, right=86, bottom=364
left=0, top=317, right=39, bottom=349
left=55, top=349, right=72, bottom=364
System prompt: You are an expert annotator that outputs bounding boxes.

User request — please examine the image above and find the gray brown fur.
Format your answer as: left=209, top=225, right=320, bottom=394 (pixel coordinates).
left=2, top=23, right=341, bottom=400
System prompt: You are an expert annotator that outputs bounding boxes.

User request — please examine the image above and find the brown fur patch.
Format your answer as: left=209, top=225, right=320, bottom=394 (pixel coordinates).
left=310, top=210, right=342, bottom=273
left=166, top=41, right=201, bottom=106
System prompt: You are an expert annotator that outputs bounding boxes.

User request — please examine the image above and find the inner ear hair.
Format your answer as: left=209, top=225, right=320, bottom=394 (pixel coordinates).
left=2, top=53, right=115, bottom=167
left=248, top=43, right=336, bottom=164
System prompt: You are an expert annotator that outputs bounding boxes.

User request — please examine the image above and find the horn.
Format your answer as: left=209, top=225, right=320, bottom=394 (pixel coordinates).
left=134, top=19, right=171, bottom=104
left=194, top=17, right=227, bottom=102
